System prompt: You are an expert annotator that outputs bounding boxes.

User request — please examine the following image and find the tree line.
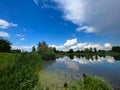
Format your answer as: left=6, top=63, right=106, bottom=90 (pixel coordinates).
left=0, top=38, right=120, bottom=53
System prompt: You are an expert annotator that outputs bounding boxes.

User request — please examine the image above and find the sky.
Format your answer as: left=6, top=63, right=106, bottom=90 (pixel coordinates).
left=0, top=0, right=120, bottom=51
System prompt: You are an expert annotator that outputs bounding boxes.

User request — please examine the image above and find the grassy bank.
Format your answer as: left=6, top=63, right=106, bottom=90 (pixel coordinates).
left=0, top=53, right=16, bottom=71
left=0, top=53, right=43, bottom=90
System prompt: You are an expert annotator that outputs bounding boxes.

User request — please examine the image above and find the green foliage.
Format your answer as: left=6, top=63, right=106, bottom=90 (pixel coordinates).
left=37, top=41, right=48, bottom=53
left=32, top=46, right=36, bottom=52
left=68, top=49, right=74, bottom=53
left=42, top=51, right=56, bottom=60
left=0, top=53, right=43, bottom=90
left=0, top=38, right=11, bottom=53
left=11, top=49, right=21, bottom=53
left=112, top=46, right=120, bottom=53
left=0, top=53, right=16, bottom=71
left=69, top=76, right=112, bottom=90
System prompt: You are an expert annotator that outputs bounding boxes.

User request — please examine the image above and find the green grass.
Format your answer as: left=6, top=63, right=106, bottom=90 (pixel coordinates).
left=0, top=53, right=43, bottom=90
left=0, top=53, right=16, bottom=71
left=69, top=76, right=112, bottom=90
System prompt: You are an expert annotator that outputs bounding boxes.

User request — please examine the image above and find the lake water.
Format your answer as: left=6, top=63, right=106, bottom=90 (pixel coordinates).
left=43, top=55, right=120, bottom=89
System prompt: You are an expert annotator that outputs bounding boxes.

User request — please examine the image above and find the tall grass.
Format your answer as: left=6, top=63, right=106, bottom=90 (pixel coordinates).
left=0, top=53, right=43, bottom=90
left=69, top=75, right=112, bottom=90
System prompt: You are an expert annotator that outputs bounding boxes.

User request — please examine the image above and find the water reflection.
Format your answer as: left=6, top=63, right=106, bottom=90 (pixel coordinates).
left=57, top=55, right=116, bottom=64
left=43, top=55, right=120, bottom=89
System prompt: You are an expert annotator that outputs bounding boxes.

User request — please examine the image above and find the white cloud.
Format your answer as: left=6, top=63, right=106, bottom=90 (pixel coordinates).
left=16, top=34, right=24, bottom=37
left=53, top=0, right=120, bottom=34
left=0, top=19, right=17, bottom=29
left=104, top=43, right=112, bottom=50
left=33, top=0, right=39, bottom=5
left=76, top=26, right=94, bottom=33
left=20, top=38, right=25, bottom=41
left=64, top=38, right=77, bottom=47
left=50, top=38, right=112, bottom=51
left=0, top=31, right=9, bottom=37
left=12, top=45, right=33, bottom=51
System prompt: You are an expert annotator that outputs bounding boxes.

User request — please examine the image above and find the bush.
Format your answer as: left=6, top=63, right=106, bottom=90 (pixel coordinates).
left=42, top=51, right=56, bottom=60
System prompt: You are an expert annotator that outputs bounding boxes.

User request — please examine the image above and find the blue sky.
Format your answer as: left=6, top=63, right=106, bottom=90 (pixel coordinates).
left=0, top=0, right=120, bottom=51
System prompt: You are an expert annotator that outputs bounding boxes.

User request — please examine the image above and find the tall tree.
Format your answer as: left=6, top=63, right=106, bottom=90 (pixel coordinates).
left=84, top=48, right=89, bottom=53
left=32, top=46, right=36, bottom=52
left=37, top=41, right=48, bottom=53
left=0, top=38, right=11, bottom=53
left=94, top=48, right=97, bottom=53
left=68, top=49, right=74, bottom=53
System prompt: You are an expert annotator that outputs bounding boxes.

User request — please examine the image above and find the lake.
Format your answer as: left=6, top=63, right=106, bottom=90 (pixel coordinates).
left=42, top=55, right=120, bottom=89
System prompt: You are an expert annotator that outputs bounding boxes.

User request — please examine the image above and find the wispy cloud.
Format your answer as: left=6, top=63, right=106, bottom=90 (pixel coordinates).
left=53, top=0, right=120, bottom=34
left=16, top=34, right=24, bottom=37
left=0, top=19, right=17, bottom=29
left=20, top=38, right=25, bottom=41
left=0, top=31, right=9, bottom=37
left=33, top=0, right=39, bottom=5
left=76, top=26, right=94, bottom=33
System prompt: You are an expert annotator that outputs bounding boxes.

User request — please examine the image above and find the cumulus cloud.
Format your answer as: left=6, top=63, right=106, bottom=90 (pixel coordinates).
left=64, top=38, right=77, bottom=47
left=53, top=0, right=120, bottom=34
left=50, top=38, right=112, bottom=51
left=104, top=43, right=112, bottom=50
left=0, top=31, right=9, bottom=37
left=0, top=19, right=17, bottom=29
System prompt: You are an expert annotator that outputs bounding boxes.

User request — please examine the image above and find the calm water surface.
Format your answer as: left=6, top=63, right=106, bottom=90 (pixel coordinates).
left=43, top=55, right=120, bottom=89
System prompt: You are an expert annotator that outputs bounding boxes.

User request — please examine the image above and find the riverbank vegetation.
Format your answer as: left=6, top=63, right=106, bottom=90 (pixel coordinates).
left=0, top=53, right=42, bottom=90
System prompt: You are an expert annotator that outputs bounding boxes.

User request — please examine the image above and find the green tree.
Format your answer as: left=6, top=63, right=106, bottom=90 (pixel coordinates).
left=68, top=49, right=74, bottom=53
left=84, top=48, right=89, bottom=53
left=0, top=38, right=11, bottom=53
left=32, top=46, right=36, bottom=52
left=11, top=49, right=21, bottom=53
left=37, top=41, right=48, bottom=53
left=112, top=46, right=120, bottom=52
left=89, top=47, right=93, bottom=53
left=94, top=48, right=97, bottom=53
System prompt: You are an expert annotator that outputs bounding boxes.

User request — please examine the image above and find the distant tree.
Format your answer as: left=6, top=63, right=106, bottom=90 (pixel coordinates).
left=89, top=47, right=93, bottom=53
left=37, top=41, right=48, bottom=53
left=112, top=46, right=120, bottom=53
left=53, top=47, right=57, bottom=53
left=32, top=46, right=36, bottom=52
left=84, top=48, right=89, bottom=53
left=0, top=38, right=11, bottom=53
left=76, top=50, right=80, bottom=53
left=68, top=49, right=74, bottom=53
left=11, top=49, right=21, bottom=53
left=94, top=48, right=97, bottom=53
